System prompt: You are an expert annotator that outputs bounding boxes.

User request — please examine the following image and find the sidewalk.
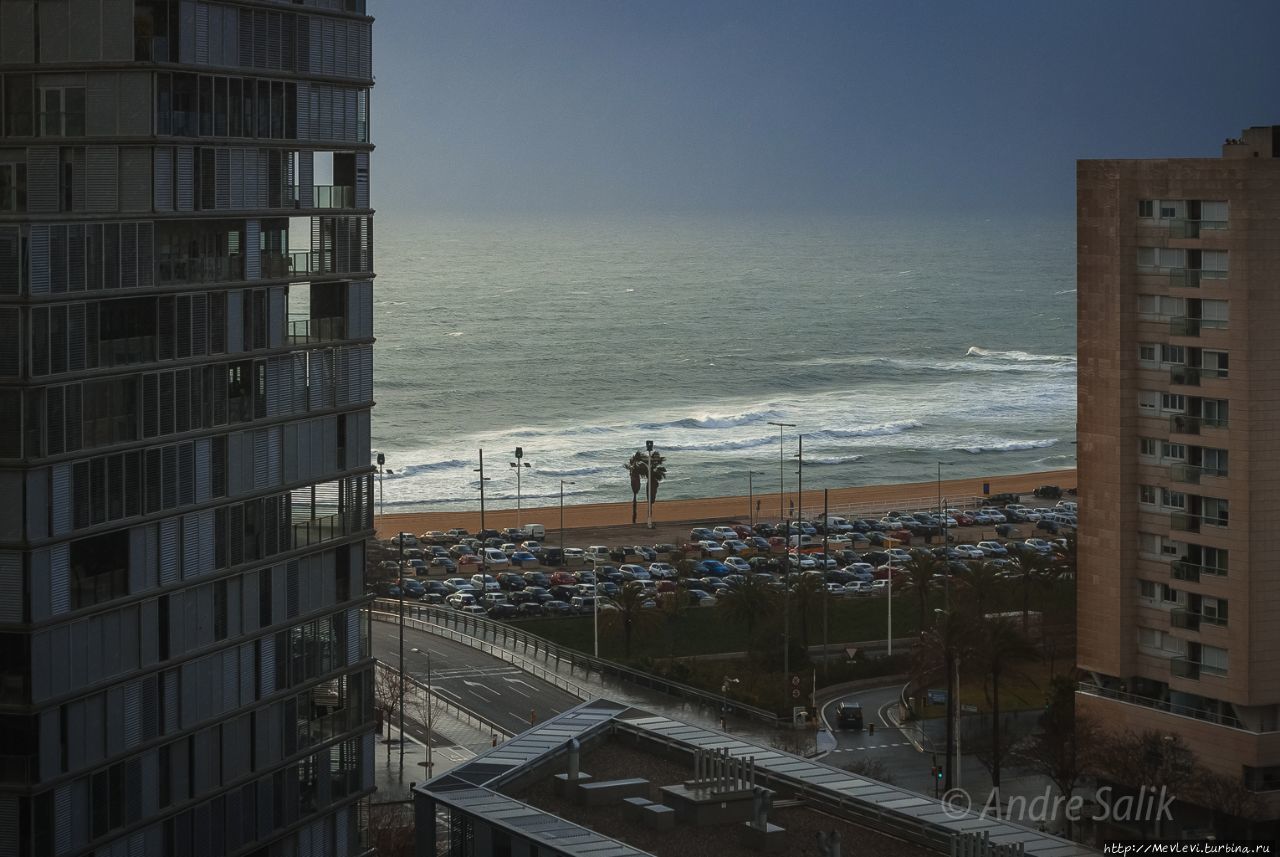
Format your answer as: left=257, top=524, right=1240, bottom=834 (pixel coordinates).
left=372, top=700, right=504, bottom=798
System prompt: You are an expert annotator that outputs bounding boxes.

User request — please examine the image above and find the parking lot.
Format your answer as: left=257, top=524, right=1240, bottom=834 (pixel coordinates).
left=367, top=490, right=1077, bottom=621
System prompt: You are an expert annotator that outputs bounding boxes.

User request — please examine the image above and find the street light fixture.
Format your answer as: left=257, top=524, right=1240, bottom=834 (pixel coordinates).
left=645, top=440, right=656, bottom=530
left=767, top=422, right=796, bottom=522
left=935, top=608, right=961, bottom=792
left=396, top=531, right=405, bottom=770
left=411, top=647, right=433, bottom=773
left=510, top=447, right=531, bottom=527
left=474, top=449, right=489, bottom=533
left=747, top=470, right=762, bottom=527
left=376, top=452, right=386, bottom=521
left=560, top=480, right=575, bottom=555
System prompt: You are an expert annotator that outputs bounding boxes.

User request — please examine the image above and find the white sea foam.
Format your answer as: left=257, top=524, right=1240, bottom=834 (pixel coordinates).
left=812, top=419, right=923, bottom=439
left=954, top=438, right=1059, bottom=454
left=966, top=346, right=1075, bottom=364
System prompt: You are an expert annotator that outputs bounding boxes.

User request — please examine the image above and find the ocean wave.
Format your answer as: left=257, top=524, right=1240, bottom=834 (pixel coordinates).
left=805, top=455, right=865, bottom=466
left=537, top=466, right=610, bottom=477
left=966, top=346, right=1075, bottom=364
left=383, top=487, right=596, bottom=506
left=954, top=438, right=1059, bottom=454
left=1034, top=453, right=1077, bottom=466
left=812, top=419, right=922, bottom=440
left=664, top=435, right=778, bottom=452
left=1054, top=289, right=1077, bottom=296
left=641, top=408, right=781, bottom=431
left=384, top=458, right=468, bottom=478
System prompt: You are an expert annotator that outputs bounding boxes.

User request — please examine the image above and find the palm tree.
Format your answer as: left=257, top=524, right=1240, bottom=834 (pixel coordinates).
left=1007, top=550, right=1049, bottom=635
left=789, top=573, right=825, bottom=650
left=612, top=581, right=653, bottom=659
left=719, top=574, right=778, bottom=651
left=970, top=614, right=1036, bottom=789
left=624, top=452, right=645, bottom=524
left=644, top=451, right=668, bottom=510
left=900, top=549, right=939, bottom=633
left=959, top=560, right=1004, bottom=617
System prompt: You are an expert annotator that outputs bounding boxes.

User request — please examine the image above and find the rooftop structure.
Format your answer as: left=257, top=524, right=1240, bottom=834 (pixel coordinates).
left=413, top=698, right=1093, bottom=857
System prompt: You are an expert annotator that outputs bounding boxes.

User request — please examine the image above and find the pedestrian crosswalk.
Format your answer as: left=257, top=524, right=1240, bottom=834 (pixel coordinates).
left=830, top=742, right=913, bottom=752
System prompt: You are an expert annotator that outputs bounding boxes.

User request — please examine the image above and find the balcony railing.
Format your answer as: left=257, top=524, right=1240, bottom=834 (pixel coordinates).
left=1170, top=656, right=1199, bottom=679
left=1168, top=219, right=1230, bottom=239
left=288, top=316, right=346, bottom=345
left=1170, top=463, right=1201, bottom=484
left=1171, top=560, right=1226, bottom=583
left=37, top=111, right=86, bottom=137
left=1169, top=415, right=1228, bottom=435
left=1170, top=512, right=1200, bottom=533
left=1169, top=269, right=1201, bottom=288
left=1170, top=317, right=1228, bottom=337
left=1170, top=608, right=1201, bottom=631
left=288, top=185, right=356, bottom=209
left=291, top=513, right=344, bottom=550
left=135, top=35, right=171, bottom=62
left=1077, top=681, right=1241, bottom=727
left=1170, top=366, right=1200, bottom=386
left=0, top=755, right=32, bottom=785
left=98, top=335, right=156, bottom=368
left=158, top=254, right=246, bottom=285
left=260, top=251, right=314, bottom=279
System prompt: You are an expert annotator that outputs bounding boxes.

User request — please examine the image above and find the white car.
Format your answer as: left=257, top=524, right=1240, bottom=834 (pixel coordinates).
left=869, top=580, right=889, bottom=594
left=954, top=544, right=985, bottom=560
left=447, top=592, right=477, bottom=609
left=699, top=540, right=727, bottom=557
left=824, top=534, right=852, bottom=549
left=824, top=582, right=847, bottom=596
left=470, top=573, right=501, bottom=592
left=482, top=549, right=511, bottom=570
left=648, top=562, right=676, bottom=579
left=977, top=541, right=1009, bottom=557
left=979, top=508, right=1008, bottom=524
left=788, top=553, right=817, bottom=570
left=724, top=556, right=751, bottom=573
left=712, top=526, right=739, bottom=541
left=1024, top=538, right=1053, bottom=554
left=480, top=592, right=507, bottom=607
left=970, top=511, right=994, bottom=525
left=563, top=547, right=585, bottom=563
left=885, top=548, right=912, bottom=562
left=843, top=581, right=874, bottom=596
left=586, top=545, right=612, bottom=561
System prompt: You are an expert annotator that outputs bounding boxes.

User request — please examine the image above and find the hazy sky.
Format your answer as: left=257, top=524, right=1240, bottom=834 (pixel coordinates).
left=370, top=1, right=1280, bottom=218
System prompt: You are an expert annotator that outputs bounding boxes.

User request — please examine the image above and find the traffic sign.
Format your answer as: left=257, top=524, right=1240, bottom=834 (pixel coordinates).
left=791, top=688, right=801, bottom=698
left=960, top=703, right=979, bottom=714
left=791, top=675, right=801, bottom=687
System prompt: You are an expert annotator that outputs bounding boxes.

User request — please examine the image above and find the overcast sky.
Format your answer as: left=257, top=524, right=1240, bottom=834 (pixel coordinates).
left=370, top=0, right=1280, bottom=218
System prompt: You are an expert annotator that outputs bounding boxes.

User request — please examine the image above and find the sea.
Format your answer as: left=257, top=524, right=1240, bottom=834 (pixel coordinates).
left=370, top=213, right=1077, bottom=512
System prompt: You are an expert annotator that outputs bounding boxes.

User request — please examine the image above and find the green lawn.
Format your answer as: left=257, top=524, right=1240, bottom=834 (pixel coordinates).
left=519, top=580, right=1075, bottom=663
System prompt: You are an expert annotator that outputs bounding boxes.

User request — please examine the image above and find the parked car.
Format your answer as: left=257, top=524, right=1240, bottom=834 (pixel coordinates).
left=696, top=559, right=730, bottom=576
left=397, top=578, right=426, bottom=599
left=1024, top=538, right=1054, bottom=554
left=976, top=541, right=1008, bottom=557
left=648, top=562, right=676, bottom=579
left=428, top=556, right=458, bottom=573
left=540, top=547, right=565, bottom=566
left=470, top=573, right=501, bottom=592
left=487, top=603, right=519, bottom=619
left=497, top=572, right=527, bottom=591
left=723, top=556, right=751, bottom=573
left=420, top=580, right=449, bottom=603
left=515, top=602, right=546, bottom=618
left=446, top=592, right=477, bottom=609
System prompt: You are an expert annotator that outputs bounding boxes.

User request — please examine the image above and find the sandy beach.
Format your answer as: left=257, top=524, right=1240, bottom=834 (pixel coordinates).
left=374, top=468, right=1075, bottom=539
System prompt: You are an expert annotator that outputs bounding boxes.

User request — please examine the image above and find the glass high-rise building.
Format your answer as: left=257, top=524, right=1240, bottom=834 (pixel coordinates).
left=0, top=3, right=377, bottom=855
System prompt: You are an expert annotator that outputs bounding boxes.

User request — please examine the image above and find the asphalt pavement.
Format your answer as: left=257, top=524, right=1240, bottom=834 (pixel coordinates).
left=370, top=621, right=581, bottom=735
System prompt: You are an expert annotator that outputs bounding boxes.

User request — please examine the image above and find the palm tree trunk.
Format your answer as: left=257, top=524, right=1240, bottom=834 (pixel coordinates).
left=1022, top=579, right=1030, bottom=635
left=631, top=492, right=637, bottom=524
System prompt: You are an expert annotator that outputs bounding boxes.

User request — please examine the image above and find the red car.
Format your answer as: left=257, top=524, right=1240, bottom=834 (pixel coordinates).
left=549, top=570, right=576, bottom=586
left=732, top=524, right=754, bottom=539
left=953, top=512, right=975, bottom=526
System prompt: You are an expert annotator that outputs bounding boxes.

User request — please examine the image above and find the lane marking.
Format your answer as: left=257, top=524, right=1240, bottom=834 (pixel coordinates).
left=501, top=678, right=531, bottom=697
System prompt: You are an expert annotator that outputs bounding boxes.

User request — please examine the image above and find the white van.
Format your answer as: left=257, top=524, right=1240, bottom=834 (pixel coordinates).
left=824, top=516, right=853, bottom=533
left=525, top=523, right=547, bottom=539
left=586, top=545, right=612, bottom=562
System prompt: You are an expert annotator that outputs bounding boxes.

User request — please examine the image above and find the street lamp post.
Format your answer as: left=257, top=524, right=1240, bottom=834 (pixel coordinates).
left=560, top=480, right=575, bottom=555
left=397, top=532, right=405, bottom=770
left=645, top=440, right=655, bottom=530
left=412, top=647, right=433, bottom=774
left=720, top=676, right=740, bottom=731
left=768, top=422, right=795, bottom=522
left=822, top=487, right=829, bottom=676
left=783, top=517, right=792, bottom=703
left=592, top=556, right=600, bottom=658
left=886, top=549, right=894, bottom=657
left=794, top=435, right=804, bottom=521
left=935, top=608, right=961, bottom=792
left=510, top=447, right=531, bottom=527
left=376, top=452, right=386, bottom=520
left=474, top=449, right=487, bottom=533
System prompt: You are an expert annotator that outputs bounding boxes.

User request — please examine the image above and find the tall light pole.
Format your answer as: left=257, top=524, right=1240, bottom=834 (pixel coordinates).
left=474, top=450, right=487, bottom=533
left=783, top=517, right=792, bottom=704
left=592, top=556, right=600, bottom=658
left=560, top=480, right=575, bottom=555
left=645, top=440, right=655, bottom=530
left=768, top=421, right=795, bottom=522
left=412, top=647, right=433, bottom=774
left=886, top=547, right=894, bottom=657
left=510, top=447, right=530, bottom=527
left=794, top=435, right=804, bottom=520
left=397, top=532, right=405, bottom=769
left=748, top=471, right=762, bottom=527
left=376, top=452, right=386, bottom=521
left=935, top=608, right=961, bottom=792
left=822, top=487, right=830, bottom=676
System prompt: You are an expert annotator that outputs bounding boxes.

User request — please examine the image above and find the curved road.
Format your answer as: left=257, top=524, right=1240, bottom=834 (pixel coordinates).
left=371, top=620, right=581, bottom=736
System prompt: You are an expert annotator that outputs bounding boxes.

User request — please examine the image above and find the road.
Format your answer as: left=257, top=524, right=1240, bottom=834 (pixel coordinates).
left=370, top=620, right=581, bottom=736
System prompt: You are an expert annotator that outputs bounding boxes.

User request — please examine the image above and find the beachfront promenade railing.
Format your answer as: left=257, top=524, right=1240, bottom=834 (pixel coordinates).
left=369, top=600, right=782, bottom=727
